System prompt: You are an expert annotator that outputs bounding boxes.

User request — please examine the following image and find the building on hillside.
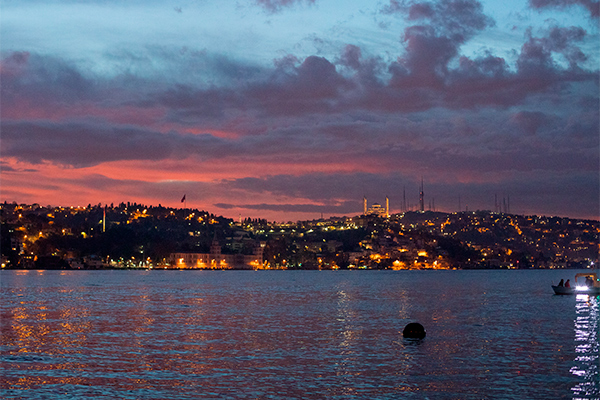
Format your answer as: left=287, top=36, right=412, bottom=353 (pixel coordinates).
left=363, top=196, right=389, bottom=218
left=170, top=237, right=264, bottom=270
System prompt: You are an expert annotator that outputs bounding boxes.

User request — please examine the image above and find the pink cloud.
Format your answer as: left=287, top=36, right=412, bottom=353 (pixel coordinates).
left=1, top=0, right=597, bottom=221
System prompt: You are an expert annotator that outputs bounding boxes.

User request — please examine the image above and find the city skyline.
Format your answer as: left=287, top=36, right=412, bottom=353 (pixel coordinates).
left=1, top=0, right=598, bottom=221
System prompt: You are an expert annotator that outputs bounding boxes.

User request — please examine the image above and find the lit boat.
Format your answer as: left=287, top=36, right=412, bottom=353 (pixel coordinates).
left=552, top=273, right=600, bottom=295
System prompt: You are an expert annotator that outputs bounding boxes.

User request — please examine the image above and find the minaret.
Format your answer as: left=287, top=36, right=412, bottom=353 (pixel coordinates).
left=419, top=177, right=424, bottom=212
left=363, top=196, right=367, bottom=215
left=385, top=196, right=389, bottom=218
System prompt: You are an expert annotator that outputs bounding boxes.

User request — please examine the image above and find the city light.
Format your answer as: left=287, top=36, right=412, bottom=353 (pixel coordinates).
left=1, top=203, right=597, bottom=271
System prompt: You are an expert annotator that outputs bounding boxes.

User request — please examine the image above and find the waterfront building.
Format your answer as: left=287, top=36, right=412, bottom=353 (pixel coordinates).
left=170, top=237, right=264, bottom=269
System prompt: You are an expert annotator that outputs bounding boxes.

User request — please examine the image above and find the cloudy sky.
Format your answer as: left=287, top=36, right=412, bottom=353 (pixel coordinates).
left=1, top=0, right=598, bottom=221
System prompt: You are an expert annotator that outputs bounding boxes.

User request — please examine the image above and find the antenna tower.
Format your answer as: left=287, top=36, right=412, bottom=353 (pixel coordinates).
left=419, top=177, right=424, bottom=212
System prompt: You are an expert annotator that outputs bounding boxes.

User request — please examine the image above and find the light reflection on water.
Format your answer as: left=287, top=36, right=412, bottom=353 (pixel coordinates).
left=571, top=294, right=599, bottom=399
left=0, top=269, right=597, bottom=399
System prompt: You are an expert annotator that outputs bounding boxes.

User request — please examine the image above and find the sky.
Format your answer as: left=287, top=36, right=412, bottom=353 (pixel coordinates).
left=1, top=0, right=598, bottom=222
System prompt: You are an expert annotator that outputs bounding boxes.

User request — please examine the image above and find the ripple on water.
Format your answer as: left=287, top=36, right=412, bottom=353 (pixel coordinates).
left=0, top=269, right=596, bottom=399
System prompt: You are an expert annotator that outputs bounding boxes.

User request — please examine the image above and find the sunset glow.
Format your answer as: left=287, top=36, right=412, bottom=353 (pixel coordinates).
left=1, top=0, right=598, bottom=221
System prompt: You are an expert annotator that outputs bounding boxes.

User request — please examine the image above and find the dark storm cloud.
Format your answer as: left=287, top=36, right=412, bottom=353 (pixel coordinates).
left=218, top=170, right=599, bottom=218
left=380, top=1, right=595, bottom=111
left=337, top=45, right=363, bottom=70
left=156, top=55, right=351, bottom=120
left=158, top=85, right=237, bottom=120
left=0, top=121, right=229, bottom=167
left=0, top=52, right=96, bottom=108
left=152, top=42, right=595, bottom=121
left=2, top=6, right=596, bottom=124
left=517, top=26, right=588, bottom=72
left=243, top=55, right=353, bottom=116
left=385, top=0, right=495, bottom=39
left=146, top=1, right=596, bottom=120
left=2, top=96, right=597, bottom=173
left=219, top=142, right=599, bottom=205
left=0, top=48, right=273, bottom=126
left=529, top=0, right=599, bottom=18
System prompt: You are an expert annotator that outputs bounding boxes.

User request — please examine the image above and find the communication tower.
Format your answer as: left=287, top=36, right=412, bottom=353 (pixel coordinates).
left=419, top=177, right=424, bottom=212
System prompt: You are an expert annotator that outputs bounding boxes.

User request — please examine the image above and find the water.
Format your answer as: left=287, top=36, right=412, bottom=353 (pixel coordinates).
left=1, top=269, right=598, bottom=399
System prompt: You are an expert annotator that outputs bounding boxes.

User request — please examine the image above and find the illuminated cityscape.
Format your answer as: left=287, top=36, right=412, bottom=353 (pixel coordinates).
left=2, top=201, right=597, bottom=271
left=1, top=1, right=598, bottom=398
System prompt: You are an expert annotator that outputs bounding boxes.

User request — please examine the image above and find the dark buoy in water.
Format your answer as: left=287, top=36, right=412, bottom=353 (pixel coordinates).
left=403, top=322, right=426, bottom=339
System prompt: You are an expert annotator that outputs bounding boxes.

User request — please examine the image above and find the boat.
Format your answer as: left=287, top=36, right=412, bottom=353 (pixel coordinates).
left=552, top=272, right=600, bottom=295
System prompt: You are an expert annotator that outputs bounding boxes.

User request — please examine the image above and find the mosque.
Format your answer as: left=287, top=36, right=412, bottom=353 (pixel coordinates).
left=363, top=197, right=389, bottom=218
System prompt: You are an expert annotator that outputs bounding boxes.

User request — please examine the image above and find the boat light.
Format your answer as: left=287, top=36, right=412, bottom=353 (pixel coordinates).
left=575, top=286, right=588, bottom=291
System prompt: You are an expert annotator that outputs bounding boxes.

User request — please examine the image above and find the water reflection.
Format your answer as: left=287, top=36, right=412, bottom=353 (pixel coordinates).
left=571, top=294, right=599, bottom=399
left=332, top=287, right=359, bottom=397
left=2, top=270, right=597, bottom=399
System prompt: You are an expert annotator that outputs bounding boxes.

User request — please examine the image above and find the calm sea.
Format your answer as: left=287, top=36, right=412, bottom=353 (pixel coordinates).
left=1, top=269, right=598, bottom=399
